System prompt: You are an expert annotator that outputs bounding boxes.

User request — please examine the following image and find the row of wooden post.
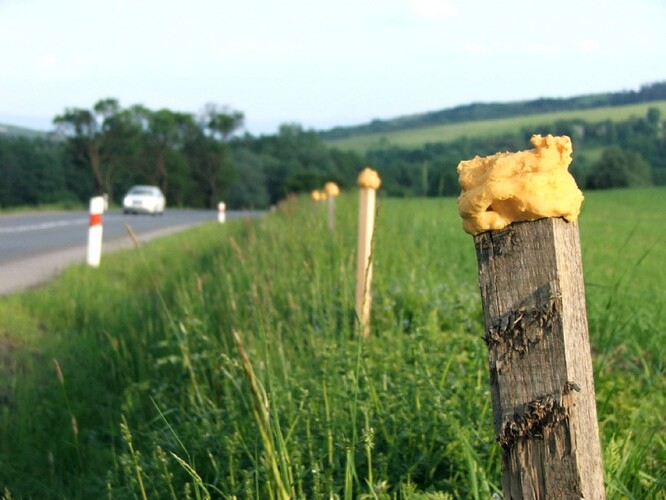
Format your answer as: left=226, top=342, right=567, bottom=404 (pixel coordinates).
left=91, top=165, right=605, bottom=498
left=317, top=166, right=605, bottom=498
left=312, top=170, right=380, bottom=338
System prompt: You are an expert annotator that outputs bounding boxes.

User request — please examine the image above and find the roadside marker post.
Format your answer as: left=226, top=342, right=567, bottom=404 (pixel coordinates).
left=355, top=168, right=381, bottom=337
left=218, top=202, right=226, bottom=223
left=87, top=196, right=105, bottom=267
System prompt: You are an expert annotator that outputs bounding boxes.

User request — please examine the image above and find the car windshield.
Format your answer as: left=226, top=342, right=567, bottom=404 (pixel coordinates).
left=129, top=187, right=156, bottom=196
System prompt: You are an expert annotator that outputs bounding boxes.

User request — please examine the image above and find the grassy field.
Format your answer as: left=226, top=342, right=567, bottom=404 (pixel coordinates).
left=325, top=101, right=666, bottom=152
left=1, top=188, right=664, bottom=498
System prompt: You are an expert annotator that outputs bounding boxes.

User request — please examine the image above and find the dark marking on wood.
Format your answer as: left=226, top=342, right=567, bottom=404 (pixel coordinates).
left=475, top=223, right=522, bottom=259
left=498, top=381, right=579, bottom=448
left=484, top=283, right=561, bottom=354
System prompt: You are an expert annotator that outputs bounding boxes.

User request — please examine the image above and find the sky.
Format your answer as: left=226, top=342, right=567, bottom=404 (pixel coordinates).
left=1, top=0, right=665, bottom=136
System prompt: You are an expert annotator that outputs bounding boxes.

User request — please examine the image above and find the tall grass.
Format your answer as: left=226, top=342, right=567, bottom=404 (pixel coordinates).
left=0, top=188, right=664, bottom=498
left=579, top=188, right=666, bottom=498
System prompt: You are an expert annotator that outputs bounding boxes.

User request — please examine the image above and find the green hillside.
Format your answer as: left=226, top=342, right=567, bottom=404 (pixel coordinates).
left=325, top=100, right=666, bottom=153
left=0, top=122, right=49, bottom=139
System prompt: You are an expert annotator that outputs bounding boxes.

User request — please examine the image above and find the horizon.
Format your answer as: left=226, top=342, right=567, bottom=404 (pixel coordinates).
left=2, top=0, right=665, bottom=136
left=2, top=80, right=663, bottom=137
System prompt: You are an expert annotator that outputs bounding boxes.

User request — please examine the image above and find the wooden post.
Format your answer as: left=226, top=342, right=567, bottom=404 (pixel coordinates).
left=355, top=168, right=381, bottom=337
left=474, top=218, right=605, bottom=499
left=324, top=182, right=340, bottom=232
left=310, top=189, right=324, bottom=217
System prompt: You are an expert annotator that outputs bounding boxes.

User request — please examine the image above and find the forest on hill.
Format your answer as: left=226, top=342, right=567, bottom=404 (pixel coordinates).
left=318, top=81, right=666, bottom=139
left=1, top=82, right=665, bottom=209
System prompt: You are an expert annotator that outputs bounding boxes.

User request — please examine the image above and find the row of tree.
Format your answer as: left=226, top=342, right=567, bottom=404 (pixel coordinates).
left=53, top=99, right=244, bottom=207
left=0, top=99, right=365, bottom=209
left=364, top=106, right=665, bottom=197
left=320, top=81, right=666, bottom=139
left=0, top=100, right=664, bottom=210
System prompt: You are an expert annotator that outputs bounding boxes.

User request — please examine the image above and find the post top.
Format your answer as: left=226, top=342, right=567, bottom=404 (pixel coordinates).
left=89, top=196, right=105, bottom=213
left=456, top=134, right=584, bottom=235
left=357, top=168, right=381, bottom=190
left=311, top=189, right=326, bottom=201
left=324, top=181, right=340, bottom=197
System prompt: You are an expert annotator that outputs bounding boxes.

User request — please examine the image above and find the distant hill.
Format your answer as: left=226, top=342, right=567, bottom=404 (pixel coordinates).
left=323, top=100, right=666, bottom=153
left=0, top=122, right=50, bottom=139
left=318, top=81, right=666, bottom=141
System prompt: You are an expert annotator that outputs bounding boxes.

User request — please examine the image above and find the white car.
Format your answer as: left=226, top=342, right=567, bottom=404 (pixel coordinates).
left=122, top=185, right=166, bottom=215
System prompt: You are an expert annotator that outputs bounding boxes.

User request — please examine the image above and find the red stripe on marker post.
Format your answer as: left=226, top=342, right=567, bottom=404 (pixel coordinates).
left=90, top=213, right=103, bottom=227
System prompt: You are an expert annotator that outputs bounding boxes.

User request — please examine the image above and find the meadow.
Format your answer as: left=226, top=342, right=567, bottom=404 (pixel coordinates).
left=0, top=187, right=664, bottom=498
left=325, top=101, right=666, bottom=152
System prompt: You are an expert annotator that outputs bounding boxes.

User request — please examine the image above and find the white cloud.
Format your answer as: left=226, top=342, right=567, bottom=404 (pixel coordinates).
left=455, top=40, right=488, bottom=55
left=579, top=39, right=601, bottom=53
left=36, top=52, right=58, bottom=72
left=408, top=0, right=458, bottom=19
left=215, top=38, right=286, bottom=62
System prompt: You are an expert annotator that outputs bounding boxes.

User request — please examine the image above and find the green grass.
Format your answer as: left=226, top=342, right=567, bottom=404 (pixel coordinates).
left=0, top=188, right=664, bottom=498
left=326, top=101, right=666, bottom=152
left=0, top=201, right=86, bottom=213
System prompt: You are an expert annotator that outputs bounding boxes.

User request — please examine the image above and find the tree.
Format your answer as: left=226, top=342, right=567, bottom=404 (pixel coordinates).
left=228, top=147, right=270, bottom=208
left=139, top=107, right=197, bottom=195
left=203, top=104, right=244, bottom=142
left=0, top=137, right=74, bottom=207
left=646, top=106, right=661, bottom=127
left=189, top=104, right=244, bottom=207
left=586, top=147, right=652, bottom=189
left=53, top=98, right=130, bottom=198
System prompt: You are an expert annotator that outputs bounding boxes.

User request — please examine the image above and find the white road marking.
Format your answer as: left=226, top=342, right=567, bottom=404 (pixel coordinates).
left=0, top=218, right=88, bottom=234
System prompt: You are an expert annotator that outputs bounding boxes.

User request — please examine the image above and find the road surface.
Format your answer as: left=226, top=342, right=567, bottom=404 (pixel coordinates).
left=0, top=209, right=254, bottom=295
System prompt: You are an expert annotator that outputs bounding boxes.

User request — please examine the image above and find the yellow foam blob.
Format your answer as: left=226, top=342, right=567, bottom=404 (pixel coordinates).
left=311, top=190, right=326, bottom=201
left=324, top=182, right=340, bottom=197
left=457, top=134, right=584, bottom=235
left=357, top=168, right=382, bottom=190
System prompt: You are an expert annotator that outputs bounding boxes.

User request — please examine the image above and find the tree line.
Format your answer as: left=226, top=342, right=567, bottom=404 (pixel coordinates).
left=0, top=98, right=664, bottom=210
left=0, top=99, right=364, bottom=209
left=364, top=106, right=665, bottom=197
left=320, top=81, right=666, bottom=140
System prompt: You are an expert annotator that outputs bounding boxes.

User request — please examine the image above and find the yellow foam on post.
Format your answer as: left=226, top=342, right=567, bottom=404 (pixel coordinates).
left=311, top=190, right=326, bottom=201
left=457, top=134, right=584, bottom=235
left=357, top=168, right=382, bottom=190
left=324, top=182, right=340, bottom=197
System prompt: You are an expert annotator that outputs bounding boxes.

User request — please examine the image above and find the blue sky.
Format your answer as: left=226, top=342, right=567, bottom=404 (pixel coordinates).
left=1, top=0, right=665, bottom=135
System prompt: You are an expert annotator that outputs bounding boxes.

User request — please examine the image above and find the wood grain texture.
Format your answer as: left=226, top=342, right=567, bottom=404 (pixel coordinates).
left=356, top=188, right=376, bottom=336
left=474, top=218, right=605, bottom=499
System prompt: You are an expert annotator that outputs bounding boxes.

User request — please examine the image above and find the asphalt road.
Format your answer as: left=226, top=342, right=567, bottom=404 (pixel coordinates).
left=0, top=208, right=254, bottom=295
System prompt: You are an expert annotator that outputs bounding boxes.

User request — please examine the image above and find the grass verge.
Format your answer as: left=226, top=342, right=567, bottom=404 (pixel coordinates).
left=1, top=188, right=664, bottom=498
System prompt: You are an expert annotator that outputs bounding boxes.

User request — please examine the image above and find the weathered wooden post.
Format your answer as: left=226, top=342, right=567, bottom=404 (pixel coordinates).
left=355, top=168, right=381, bottom=337
left=324, top=181, right=340, bottom=232
left=458, top=135, right=605, bottom=499
left=310, top=189, right=325, bottom=217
